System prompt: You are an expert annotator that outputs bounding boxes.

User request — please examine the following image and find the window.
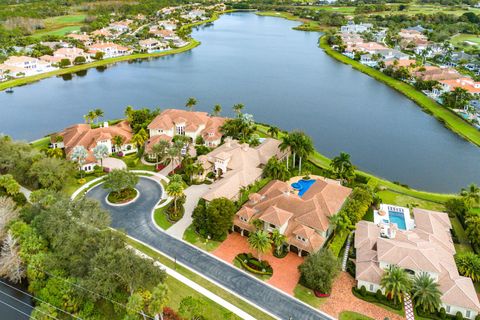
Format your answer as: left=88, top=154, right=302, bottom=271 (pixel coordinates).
left=446, top=306, right=450, bottom=313
left=269, top=223, right=276, bottom=229
left=369, top=284, right=373, bottom=291
left=296, top=235, right=306, bottom=242
left=466, top=310, right=470, bottom=318
left=240, top=216, right=247, bottom=223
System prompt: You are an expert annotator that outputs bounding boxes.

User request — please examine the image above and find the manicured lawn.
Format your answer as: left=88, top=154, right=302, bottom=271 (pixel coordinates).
left=124, top=237, right=275, bottom=320
left=64, top=174, right=103, bottom=196
left=377, top=190, right=445, bottom=211
left=32, top=14, right=86, bottom=38
left=256, top=11, right=330, bottom=32
left=339, top=311, right=374, bottom=320
left=451, top=33, right=480, bottom=49
left=119, top=154, right=157, bottom=171
left=30, top=136, right=50, bottom=150
left=154, top=205, right=173, bottom=230
left=451, top=215, right=474, bottom=253
left=182, top=225, right=222, bottom=252
left=319, top=36, right=480, bottom=148
left=293, top=284, right=326, bottom=308
left=33, top=25, right=82, bottom=37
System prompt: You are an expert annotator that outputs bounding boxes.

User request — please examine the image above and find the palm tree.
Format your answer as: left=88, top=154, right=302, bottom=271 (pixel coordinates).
left=455, top=252, right=480, bottom=282
left=330, top=152, right=355, bottom=184
left=279, top=134, right=292, bottom=169
left=94, top=108, right=104, bottom=124
left=233, top=103, right=244, bottom=115
left=163, top=146, right=182, bottom=172
left=248, top=230, right=272, bottom=262
left=152, top=140, right=170, bottom=166
left=267, top=126, right=279, bottom=138
left=131, top=128, right=149, bottom=149
left=184, top=162, right=202, bottom=183
left=287, top=131, right=304, bottom=169
left=380, top=265, right=412, bottom=304
left=295, top=132, right=314, bottom=174
left=270, top=229, right=286, bottom=256
left=112, top=135, right=124, bottom=152
left=185, top=97, right=197, bottom=111
left=263, top=157, right=289, bottom=181
left=166, top=181, right=184, bottom=213
left=329, top=213, right=351, bottom=236
left=411, top=273, right=442, bottom=313
left=460, top=183, right=480, bottom=207
left=212, top=104, right=222, bottom=116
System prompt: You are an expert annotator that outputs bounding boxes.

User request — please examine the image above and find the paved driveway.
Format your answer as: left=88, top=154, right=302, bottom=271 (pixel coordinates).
left=86, top=177, right=333, bottom=320
left=166, top=184, right=209, bottom=238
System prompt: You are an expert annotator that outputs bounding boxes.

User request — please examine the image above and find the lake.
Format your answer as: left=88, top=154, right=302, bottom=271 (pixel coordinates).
left=0, top=12, right=478, bottom=193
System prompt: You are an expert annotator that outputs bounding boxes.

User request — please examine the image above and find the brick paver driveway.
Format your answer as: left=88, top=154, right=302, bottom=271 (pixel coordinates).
left=213, top=233, right=303, bottom=295
left=320, top=272, right=404, bottom=320
left=86, top=177, right=333, bottom=320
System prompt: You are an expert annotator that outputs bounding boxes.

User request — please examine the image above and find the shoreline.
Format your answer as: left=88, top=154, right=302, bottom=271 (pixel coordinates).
left=257, top=10, right=480, bottom=148
left=0, top=11, right=225, bottom=92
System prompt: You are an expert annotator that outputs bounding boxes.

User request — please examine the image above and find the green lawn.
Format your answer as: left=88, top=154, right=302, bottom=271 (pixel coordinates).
left=154, top=205, right=173, bottom=230
left=256, top=11, right=330, bottom=32
left=451, top=33, right=480, bottom=49
left=124, top=237, right=275, bottom=320
left=451, top=215, right=474, bottom=254
left=293, top=284, right=326, bottom=308
left=33, top=26, right=82, bottom=38
left=32, top=14, right=86, bottom=38
left=339, top=311, right=374, bottom=320
left=30, top=136, right=50, bottom=150
left=377, top=190, right=445, bottom=211
left=182, top=225, right=222, bottom=252
left=319, top=36, right=480, bottom=149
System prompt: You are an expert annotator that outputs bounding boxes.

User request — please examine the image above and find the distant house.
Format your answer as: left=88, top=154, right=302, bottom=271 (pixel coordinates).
left=438, top=77, right=480, bottom=97
left=88, top=42, right=132, bottom=58
left=139, top=38, right=168, bottom=53
left=1, top=56, right=56, bottom=77
left=340, top=21, right=373, bottom=34
left=158, top=20, right=177, bottom=31
left=360, top=54, right=377, bottom=67
left=233, top=178, right=351, bottom=256
left=91, top=28, right=114, bottom=39
left=51, top=121, right=135, bottom=171
left=109, top=20, right=133, bottom=33
left=39, top=55, right=63, bottom=65
left=384, top=58, right=416, bottom=68
left=197, top=138, right=288, bottom=202
left=147, top=109, right=225, bottom=148
left=355, top=207, right=480, bottom=319
left=67, top=33, right=93, bottom=46
left=412, top=66, right=461, bottom=81
left=53, top=47, right=89, bottom=63
left=150, top=28, right=178, bottom=41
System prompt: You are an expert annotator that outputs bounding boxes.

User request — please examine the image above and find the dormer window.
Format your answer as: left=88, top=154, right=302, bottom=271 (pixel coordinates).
left=269, top=223, right=276, bottom=229
left=296, top=235, right=307, bottom=242
left=240, top=216, right=248, bottom=223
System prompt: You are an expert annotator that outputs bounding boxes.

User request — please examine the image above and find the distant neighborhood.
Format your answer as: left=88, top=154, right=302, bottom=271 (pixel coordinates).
left=0, top=3, right=226, bottom=82
left=334, top=21, right=480, bottom=128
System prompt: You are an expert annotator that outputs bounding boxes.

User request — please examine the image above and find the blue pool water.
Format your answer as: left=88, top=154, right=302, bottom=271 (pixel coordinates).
left=291, top=179, right=316, bottom=197
left=389, top=211, right=407, bottom=230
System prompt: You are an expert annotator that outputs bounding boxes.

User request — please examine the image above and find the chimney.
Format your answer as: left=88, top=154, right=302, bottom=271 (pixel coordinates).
left=103, top=121, right=109, bottom=128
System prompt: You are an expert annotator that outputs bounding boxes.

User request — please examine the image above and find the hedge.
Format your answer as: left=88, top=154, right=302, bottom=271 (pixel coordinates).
left=352, top=287, right=402, bottom=310
left=328, top=231, right=349, bottom=257
left=235, top=253, right=273, bottom=276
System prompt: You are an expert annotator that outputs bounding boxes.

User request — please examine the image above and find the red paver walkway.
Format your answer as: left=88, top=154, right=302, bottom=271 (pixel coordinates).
left=213, top=233, right=303, bottom=295
left=320, top=272, right=404, bottom=320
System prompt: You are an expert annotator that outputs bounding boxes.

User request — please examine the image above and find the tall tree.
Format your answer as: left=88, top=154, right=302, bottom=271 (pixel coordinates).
left=212, top=104, right=222, bottom=116
left=0, top=197, right=19, bottom=240
left=295, top=132, right=314, bottom=174
left=29, top=157, right=75, bottom=191
left=380, top=265, right=412, bottom=304
left=263, top=156, right=289, bottom=181
left=152, top=140, right=170, bottom=166
left=330, top=152, right=355, bottom=184
left=112, top=135, right=125, bottom=152
left=70, top=145, right=88, bottom=177
left=248, top=230, right=272, bottom=262
left=411, top=273, right=442, bottom=313
left=0, top=232, right=24, bottom=283
left=185, top=97, right=197, bottom=111
left=166, top=181, right=184, bottom=213
left=267, top=126, right=279, bottom=138
left=460, top=183, right=480, bottom=207
left=103, top=169, right=139, bottom=196
left=232, top=103, right=244, bottom=115
left=179, top=296, right=205, bottom=320
left=270, top=229, right=287, bottom=256
left=93, top=144, right=109, bottom=167
left=279, top=134, right=292, bottom=169
left=131, top=128, right=149, bottom=149
left=0, top=174, right=20, bottom=196
left=298, top=248, right=339, bottom=294
left=441, top=87, right=472, bottom=110
left=94, top=108, right=104, bottom=124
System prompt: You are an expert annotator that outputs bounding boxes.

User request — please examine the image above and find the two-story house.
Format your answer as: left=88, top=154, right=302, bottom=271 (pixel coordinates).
left=233, top=178, right=352, bottom=256
left=355, top=207, right=480, bottom=319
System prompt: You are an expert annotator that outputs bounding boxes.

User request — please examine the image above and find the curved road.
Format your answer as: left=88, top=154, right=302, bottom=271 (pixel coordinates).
left=86, top=177, right=333, bottom=320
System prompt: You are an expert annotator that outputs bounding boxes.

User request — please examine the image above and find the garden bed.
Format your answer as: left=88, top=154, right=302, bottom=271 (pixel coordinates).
left=352, top=286, right=402, bottom=311
left=235, top=253, right=273, bottom=276
left=107, top=188, right=138, bottom=204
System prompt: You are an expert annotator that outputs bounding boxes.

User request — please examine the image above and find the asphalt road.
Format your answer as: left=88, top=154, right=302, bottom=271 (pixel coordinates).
left=86, top=177, right=333, bottom=320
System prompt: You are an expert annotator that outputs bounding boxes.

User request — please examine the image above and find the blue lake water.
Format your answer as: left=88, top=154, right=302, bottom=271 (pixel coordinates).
left=0, top=12, right=479, bottom=193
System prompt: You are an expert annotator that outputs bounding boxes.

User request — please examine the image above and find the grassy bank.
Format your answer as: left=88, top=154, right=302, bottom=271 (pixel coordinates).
left=318, top=36, right=480, bottom=148
left=125, top=236, right=275, bottom=320
left=0, top=40, right=200, bottom=92
left=256, top=11, right=331, bottom=32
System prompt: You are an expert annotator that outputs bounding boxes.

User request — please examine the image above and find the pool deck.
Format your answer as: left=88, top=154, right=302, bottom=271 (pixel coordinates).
left=374, top=204, right=415, bottom=231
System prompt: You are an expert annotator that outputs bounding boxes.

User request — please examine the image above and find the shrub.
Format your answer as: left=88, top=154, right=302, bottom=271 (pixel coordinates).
left=192, top=198, right=236, bottom=241
left=235, top=253, right=273, bottom=275
left=352, top=287, right=402, bottom=310
left=439, top=307, right=446, bottom=320
left=298, top=249, right=340, bottom=294
left=163, top=307, right=182, bottom=320
left=346, top=259, right=356, bottom=278
left=455, top=312, right=463, bottom=320
left=360, top=285, right=367, bottom=297
left=375, top=289, right=383, bottom=300
left=77, top=178, right=86, bottom=184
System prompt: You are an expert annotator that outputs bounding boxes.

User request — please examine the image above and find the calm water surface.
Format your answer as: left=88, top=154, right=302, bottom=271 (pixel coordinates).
left=0, top=12, right=478, bottom=193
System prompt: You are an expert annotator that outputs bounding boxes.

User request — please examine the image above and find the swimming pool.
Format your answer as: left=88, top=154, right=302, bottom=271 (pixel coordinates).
left=388, top=210, right=407, bottom=230
left=291, top=179, right=316, bottom=197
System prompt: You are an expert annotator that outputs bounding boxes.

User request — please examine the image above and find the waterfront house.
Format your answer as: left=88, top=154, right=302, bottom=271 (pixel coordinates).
left=67, top=33, right=93, bottom=46
left=147, top=109, right=225, bottom=148
left=2, top=56, right=56, bottom=77
left=198, top=138, right=288, bottom=202
left=438, top=77, right=480, bottom=97
left=412, top=66, right=461, bottom=81
left=233, top=178, right=351, bottom=256
left=109, top=20, right=133, bottom=33
left=355, top=207, right=480, bottom=319
left=157, top=20, right=177, bottom=31
left=51, top=121, right=135, bottom=171
left=53, top=47, right=89, bottom=63
left=88, top=43, right=132, bottom=58
left=139, top=38, right=168, bottom=53
left=39, top=55, right=63, bottom=65
left=384, top=58, right=417, bottom=68
left=360, top=54, right=377, bottom=67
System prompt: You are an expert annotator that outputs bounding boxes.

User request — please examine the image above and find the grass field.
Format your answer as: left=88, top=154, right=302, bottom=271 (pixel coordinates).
left=451, top=33, right=480, bottom=49
left=339, top=311, right=374, bottom=320
left=183, top=225, right=222, bottom=252
left=293, top=284, right=326, bottom=308
left=125, top=237, right=275, bottom=320
left=32, top=14, right=86, bottom=38
left=256, top=11, right=330, bottom=32
left=154, top=205, right=173, bottom=230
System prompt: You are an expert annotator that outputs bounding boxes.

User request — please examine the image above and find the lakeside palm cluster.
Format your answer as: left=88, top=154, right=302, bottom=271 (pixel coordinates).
left=0, top=1, right=480, bottom=320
